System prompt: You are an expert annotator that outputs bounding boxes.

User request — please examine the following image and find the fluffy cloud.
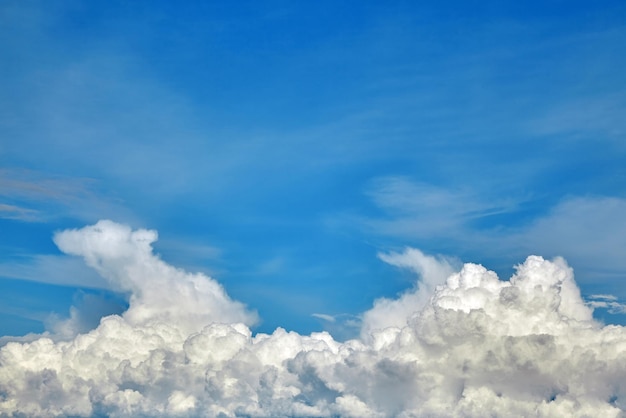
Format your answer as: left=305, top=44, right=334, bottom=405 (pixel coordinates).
left=1, top=221, right=626, bottom=417
left=360, top=248, right=458, bottom=339
left=52, top=220, right=258, bottom=335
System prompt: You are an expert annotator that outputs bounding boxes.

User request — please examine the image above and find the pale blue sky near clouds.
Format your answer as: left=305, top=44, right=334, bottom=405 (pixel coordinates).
left=1, top=0, right=625, bottom=337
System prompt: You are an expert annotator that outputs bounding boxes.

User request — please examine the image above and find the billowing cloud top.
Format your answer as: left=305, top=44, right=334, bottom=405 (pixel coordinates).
left=53, top=220, right=258, bottom=335
left=1, top=221, right=625, bottom=417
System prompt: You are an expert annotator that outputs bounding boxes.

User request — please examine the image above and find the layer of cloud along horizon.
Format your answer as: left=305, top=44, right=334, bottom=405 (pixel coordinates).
left=1, top=221, right=625, bottom=417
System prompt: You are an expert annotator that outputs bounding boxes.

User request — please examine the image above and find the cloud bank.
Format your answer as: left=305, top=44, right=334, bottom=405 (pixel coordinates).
left=1, top=221, right=626, bottom=417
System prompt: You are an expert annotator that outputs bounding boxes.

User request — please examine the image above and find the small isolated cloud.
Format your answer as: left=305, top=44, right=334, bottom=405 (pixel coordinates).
left=311, top=313, right=336, bottom=323
left=1, top=222, right=626, bottom=417
left=586, top=294, right=626, bottom=314
left=589, top=294, right=618, bottom=301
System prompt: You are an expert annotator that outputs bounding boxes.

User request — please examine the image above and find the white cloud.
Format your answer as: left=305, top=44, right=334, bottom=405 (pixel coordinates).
left=528, top=93, right=626, bottom=142
left=0, top=203, right=39, bottom=222
left=360, top=181, right=626, bottom=284
left=511, top=196, right=626, bottom=277
left=311, top=313, right=336, bottom=323
left=1, top=222, right=626, bottom=417
left=0, top=254, right=109, bottom=289
left=589, top=294, right=618, bottom=301
left=0, top=169, right=136, bottom=223
left=52, top=220, right=258, bottom=335
left=361, top=176, right=522, bottom=240
left=360, top=248, right=458, bottom=339
left=586, top=294, right=626, bottom=315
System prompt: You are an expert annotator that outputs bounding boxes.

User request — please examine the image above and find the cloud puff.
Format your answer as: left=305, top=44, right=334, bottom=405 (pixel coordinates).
left=52, top=220, right=258, bottom=335
left=1, top=221, right=626, bottom=417
left=360, top=248, right=458, bottom=339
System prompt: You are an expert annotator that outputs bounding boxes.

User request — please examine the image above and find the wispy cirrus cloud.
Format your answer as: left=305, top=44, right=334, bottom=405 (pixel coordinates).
left=507, top=196, right=626, bottom=280
left=0, top=254, right=108, bottom=289
left=359, top=176, right=524, bottom=240
left=0, top=169, right=135, bottom=223
left=0, top=169, right=93, bottom=201
left=528, top=93, right=626, bottom=142
left=0, top=203, right=39, bottom=222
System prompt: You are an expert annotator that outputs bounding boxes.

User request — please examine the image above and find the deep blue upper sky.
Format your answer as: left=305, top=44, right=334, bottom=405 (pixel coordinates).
left=1, top=0, right=625, bottom=338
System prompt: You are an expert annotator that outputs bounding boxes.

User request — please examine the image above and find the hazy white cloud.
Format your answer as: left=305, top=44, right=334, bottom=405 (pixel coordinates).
left=1, top=221, right=626, bottom=417
left=0, top=203, right=39, bottom=222
left=0, top=254, right=109, bottom=289
left=311, top=313, right=336, bottom=323
left=0, top=169, right=136, bottom=223
left=511, top=196, right=626, bottom=277
left=0, top=169, right=92, bottom=202
left=528, top=93, right=626, bottom=142
left=362, top=176, right=521, bottom=239
left=360, top=180, right=626, bottom=283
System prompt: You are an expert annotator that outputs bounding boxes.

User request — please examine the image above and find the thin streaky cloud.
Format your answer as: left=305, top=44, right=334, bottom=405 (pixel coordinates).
left=0, top=169, right=137, bottom=224
left=0, top=203, right=39, bottom=222
left=311, top=313, right=336, bottom=323
left=0, top=255, right=109, bottom=289
left=588, top=294, right=619, bottom=301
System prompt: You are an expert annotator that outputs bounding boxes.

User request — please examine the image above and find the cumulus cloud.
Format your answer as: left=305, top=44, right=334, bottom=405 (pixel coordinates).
left=360, top=248, right=458, bottom=339
left=1, top=221, right=626, bottom=417
left=359, top=177, right=626, bottom=283
left=52, top=220, right=258, bottom=335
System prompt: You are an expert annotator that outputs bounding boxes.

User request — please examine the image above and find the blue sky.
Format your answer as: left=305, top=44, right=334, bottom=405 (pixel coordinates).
left=1, top=0, right=625, bottom=338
